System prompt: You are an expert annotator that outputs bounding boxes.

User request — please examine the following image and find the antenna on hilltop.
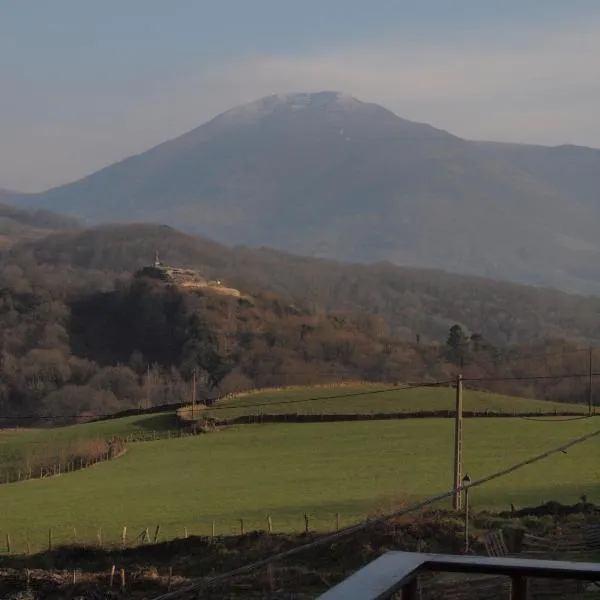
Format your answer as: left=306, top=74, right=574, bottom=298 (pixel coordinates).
left=154, top=250, right=161, bottom=267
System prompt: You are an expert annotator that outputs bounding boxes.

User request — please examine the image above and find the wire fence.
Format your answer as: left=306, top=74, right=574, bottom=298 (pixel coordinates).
left=150, top=426, right=600, bottom=599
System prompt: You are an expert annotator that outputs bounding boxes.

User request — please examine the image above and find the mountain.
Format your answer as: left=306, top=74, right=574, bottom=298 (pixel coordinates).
left=12, top=91, right=600, bottom=294
left=10, top=223, right=600, bottom=346
left=474, top=142, right=600, bottom=209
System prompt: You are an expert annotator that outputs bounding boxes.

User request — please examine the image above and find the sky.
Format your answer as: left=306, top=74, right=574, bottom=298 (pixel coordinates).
left=1, top=0, right=600, bottom=192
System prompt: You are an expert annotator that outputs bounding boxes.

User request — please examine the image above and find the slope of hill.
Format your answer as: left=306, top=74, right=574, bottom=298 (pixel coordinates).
left=9, top=223, right=600, bottom=346
left=11, top=92, right=600, bottom=294
left=191, top=385, right=587, bottom=420
left=0, top=203, right=80, bottom=248
left=475, top=141, right=600, bottom=210
left=0, top=189, right=28, bottom=204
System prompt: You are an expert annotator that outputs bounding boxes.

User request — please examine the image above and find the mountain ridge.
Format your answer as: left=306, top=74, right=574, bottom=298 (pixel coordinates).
left=10, top=91, right=600, bottom=294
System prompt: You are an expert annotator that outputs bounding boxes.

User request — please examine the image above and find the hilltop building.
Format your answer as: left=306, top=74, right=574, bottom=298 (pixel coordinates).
left=135, top=252, right=241, bottom=297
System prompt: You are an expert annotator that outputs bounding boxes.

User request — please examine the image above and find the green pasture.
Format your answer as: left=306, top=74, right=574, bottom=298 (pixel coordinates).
left=182, top=384, right=588, bottom=420
left=0, top=412, right=177, bottom=476
left=1, top=416, right=599, bottom=553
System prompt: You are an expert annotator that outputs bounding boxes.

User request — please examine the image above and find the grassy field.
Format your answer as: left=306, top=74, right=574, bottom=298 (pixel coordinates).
left=0, top=412, right=177, bottom=478
left=1, top=416, right=599, bottom=552
left=178, top=384, right=588, bottom=420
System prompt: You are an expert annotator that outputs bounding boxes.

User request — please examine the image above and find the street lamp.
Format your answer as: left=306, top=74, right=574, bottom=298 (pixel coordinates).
left=463, top=474, right=471, bottom=554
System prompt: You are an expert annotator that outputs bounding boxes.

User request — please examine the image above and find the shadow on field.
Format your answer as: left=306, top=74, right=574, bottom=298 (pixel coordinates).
left=130, top=413, right=179, bottom=432
left=1, top=504, right=599, bottom=599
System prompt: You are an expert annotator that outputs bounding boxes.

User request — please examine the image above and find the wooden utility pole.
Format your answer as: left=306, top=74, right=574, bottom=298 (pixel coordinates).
left=463, top=474, right=471, bottom=554
left=146, top=365, right=151, bottom=411
left=453, top=374, right=463, bottom=511
left=589, top=347, right=594, bottom=417
left=191, top=369, right=197, bottom=420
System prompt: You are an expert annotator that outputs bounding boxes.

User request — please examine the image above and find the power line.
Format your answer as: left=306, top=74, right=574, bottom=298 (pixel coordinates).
left=438, top=345, right=590, bottom=364
left=203, top=372, right=594, bottom=417
left=176, top=372, right=595, bottom=416
left=0, top=380, right=455, bottom=421
left=464, top=372, right=600, bottom=383
left=204, top=380, right=453, bottom=413
left=518, top=415, right=593, bottom=423
left=2, top=370, right=595, bottom=422
left=150, top=425, right=600, bottom=600
left=498, top=347, right=590, bottom=363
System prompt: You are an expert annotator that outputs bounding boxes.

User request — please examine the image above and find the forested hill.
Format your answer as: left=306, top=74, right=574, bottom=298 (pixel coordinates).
left=7, top=222, right=600, bottom=347
left=0, top=260, right=597, bottom=426
left=0, top=203, right=80, bottom=248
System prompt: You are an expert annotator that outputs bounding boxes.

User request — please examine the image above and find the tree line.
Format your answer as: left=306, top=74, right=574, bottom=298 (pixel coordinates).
left=0, top=245, right=596, bottom=426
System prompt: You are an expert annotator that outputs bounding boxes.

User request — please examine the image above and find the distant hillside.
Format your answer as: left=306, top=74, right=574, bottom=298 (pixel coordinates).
left=2, top=220, right=600, bottom=424
left=0, top=189, right=27, bottom=202
left=475, top=142, right=600, bottom=210
left=10, top=222, right=600, bottom=346
left=11, top=91, right=600, bottom=294
left=16, top=223, right=230, bottom=272
left=0, top=203, right=80, bottom=248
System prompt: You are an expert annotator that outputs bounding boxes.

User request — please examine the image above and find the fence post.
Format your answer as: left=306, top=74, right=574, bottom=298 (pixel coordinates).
left=510, top=575, right=528, bottom=600
left=304, top=513, right=310, bottom=535
left=121, top=526, right=127, bottom=546
left=267, top=563, right=275, bottom=591
left=267, top=515, right=273, bottom=535
left=402, top=577, right=419, bottom=600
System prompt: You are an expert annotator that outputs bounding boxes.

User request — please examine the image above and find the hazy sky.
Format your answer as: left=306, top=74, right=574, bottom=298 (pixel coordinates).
left=2, top=0, right=600, bottom=192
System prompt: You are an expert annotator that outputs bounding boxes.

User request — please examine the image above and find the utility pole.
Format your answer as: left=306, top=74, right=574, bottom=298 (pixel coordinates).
left=453, top=374, right=463, bottom=511
left=145, top=365, right=151, bottom=411
left=589, top=347, right=594, bottom=417
left=463, top=473, right=471, bottom=554
left=191, top=369, right=197, bottom=420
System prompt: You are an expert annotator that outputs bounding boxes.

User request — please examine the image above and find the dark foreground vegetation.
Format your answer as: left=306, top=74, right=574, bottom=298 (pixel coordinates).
left=0, top=221, right=598, bottom=425
left=0, top=503, right=598, bottom=599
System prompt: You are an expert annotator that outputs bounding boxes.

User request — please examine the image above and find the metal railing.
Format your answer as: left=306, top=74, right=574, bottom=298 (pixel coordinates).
left=317, top=551, right=600, bottom=600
